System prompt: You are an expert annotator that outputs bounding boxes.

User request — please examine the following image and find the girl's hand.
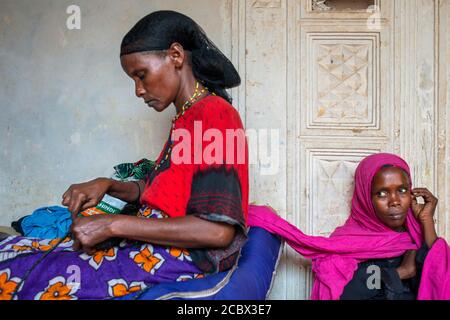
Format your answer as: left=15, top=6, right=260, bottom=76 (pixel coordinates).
left=411, top=188, right=438, bottom=223
left=70, top=215, right=115, bottom=254
left=62, top=178, right=112, bottom=219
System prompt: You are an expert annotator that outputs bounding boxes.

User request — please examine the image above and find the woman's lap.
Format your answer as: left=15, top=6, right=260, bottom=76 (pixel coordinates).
left=0, top=235, right=202, bottom=300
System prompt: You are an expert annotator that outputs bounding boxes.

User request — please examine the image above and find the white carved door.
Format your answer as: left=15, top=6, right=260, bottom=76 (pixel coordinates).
left=229, top=0, right=449, bottom=299
left=295, top=0, right=392, bottom=300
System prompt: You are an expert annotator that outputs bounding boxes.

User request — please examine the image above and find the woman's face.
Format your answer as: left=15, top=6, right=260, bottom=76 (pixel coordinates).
left=371, top=167, right=412, bottom=231
left=120, top=51, right=180, bottom=112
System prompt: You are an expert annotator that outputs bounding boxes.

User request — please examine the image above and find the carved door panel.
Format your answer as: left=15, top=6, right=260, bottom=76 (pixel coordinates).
left=230, top=0, right=447, bottom=299
left=295, top=0, right=392, bottom=299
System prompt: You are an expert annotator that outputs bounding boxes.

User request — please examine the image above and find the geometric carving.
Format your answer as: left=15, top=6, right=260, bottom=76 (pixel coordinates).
left=311, top=0, right=375, bottom=12
left=317, top=44, right=369, bottom=120
left=312, top=0, right=331, bottom=11
left=307, top=34, right=379, bottom=129
left=251, top=0, right=282, bottom=8
left=313, top=159, right=357, bottom=236
left=308, top=151, right=376, bottom=236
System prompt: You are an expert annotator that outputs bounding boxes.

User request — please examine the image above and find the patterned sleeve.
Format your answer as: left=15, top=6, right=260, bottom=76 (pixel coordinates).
left=179, top=97, right=249, bottom=273
left=186, top=166, right=248, bottom=273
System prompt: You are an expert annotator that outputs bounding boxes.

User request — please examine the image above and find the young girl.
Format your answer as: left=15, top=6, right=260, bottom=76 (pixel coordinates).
left=248, top=153, right=449, bottom=300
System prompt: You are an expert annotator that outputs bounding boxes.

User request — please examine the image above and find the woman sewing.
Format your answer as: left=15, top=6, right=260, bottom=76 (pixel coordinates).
left=0, top=10, right=248, bottom=300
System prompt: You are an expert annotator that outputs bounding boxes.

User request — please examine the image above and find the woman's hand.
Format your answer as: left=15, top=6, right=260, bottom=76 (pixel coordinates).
left=62, top=178, right=112, bottom=219
left=411, top=188, right=438, bottom=248
left=396, top=250, right=417, bottom=280
left=70, top=215, right=116, bottom=254
left=411, top=188, right=438, bottom=223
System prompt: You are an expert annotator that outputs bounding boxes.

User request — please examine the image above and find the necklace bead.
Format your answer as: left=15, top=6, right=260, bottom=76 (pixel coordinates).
left=153, top=82, right=210, bottom=173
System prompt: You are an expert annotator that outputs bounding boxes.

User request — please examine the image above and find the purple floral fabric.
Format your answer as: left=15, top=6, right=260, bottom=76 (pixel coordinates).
left=0, top=207, right=203, bottom=300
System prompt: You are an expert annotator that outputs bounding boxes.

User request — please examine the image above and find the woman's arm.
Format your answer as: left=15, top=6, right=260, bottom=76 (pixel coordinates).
left=396, top=188, right=439, bottom=280
left=108, top=179, right=145, bottom=203
left=411, top=188, right=438, bottom=248
left=420, top=219, right=438, bottom=249
left=62, top=178, right=144, bottom=217
left=112, top=215, right=236, bottom=248
left=70, top=214, right=236, bottom=254
left=396, top=250, right=417, bottom=280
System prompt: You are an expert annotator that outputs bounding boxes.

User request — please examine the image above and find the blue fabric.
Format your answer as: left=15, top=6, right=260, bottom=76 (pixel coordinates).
left=21, top=206, right=72, bottom=239
left=115, top=227, right=282, bottom=300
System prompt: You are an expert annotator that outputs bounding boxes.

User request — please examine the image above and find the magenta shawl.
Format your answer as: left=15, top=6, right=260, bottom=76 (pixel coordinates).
left=248, top=153, right=449, bottom=300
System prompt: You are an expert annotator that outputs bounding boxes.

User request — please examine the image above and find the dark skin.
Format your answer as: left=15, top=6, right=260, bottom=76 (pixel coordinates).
left=62, top=43, right=235, bottom=255
left=371, top=167, right=438, bottom=280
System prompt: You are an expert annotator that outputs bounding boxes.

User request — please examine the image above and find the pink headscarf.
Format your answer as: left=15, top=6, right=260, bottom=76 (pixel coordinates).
left=248, top=153, right=449, bottom=299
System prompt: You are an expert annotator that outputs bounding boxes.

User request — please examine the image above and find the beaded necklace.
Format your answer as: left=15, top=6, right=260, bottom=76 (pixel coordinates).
left=153, top=81, right=213, bottom=172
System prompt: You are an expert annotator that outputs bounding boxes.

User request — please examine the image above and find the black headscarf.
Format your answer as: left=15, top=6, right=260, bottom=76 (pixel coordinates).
left=120, top=10, right=241, bottom=104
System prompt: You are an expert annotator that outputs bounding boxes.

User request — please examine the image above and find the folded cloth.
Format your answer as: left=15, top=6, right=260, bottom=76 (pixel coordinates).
left=112, top=159, right=155, bottom=182
left=20, top=206, right=72, bottom=239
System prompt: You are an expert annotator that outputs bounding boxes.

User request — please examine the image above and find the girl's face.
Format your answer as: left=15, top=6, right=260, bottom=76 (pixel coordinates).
left=120, top=51, right=180, bottom=112
left=371, top=167, right=412, bottom=231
